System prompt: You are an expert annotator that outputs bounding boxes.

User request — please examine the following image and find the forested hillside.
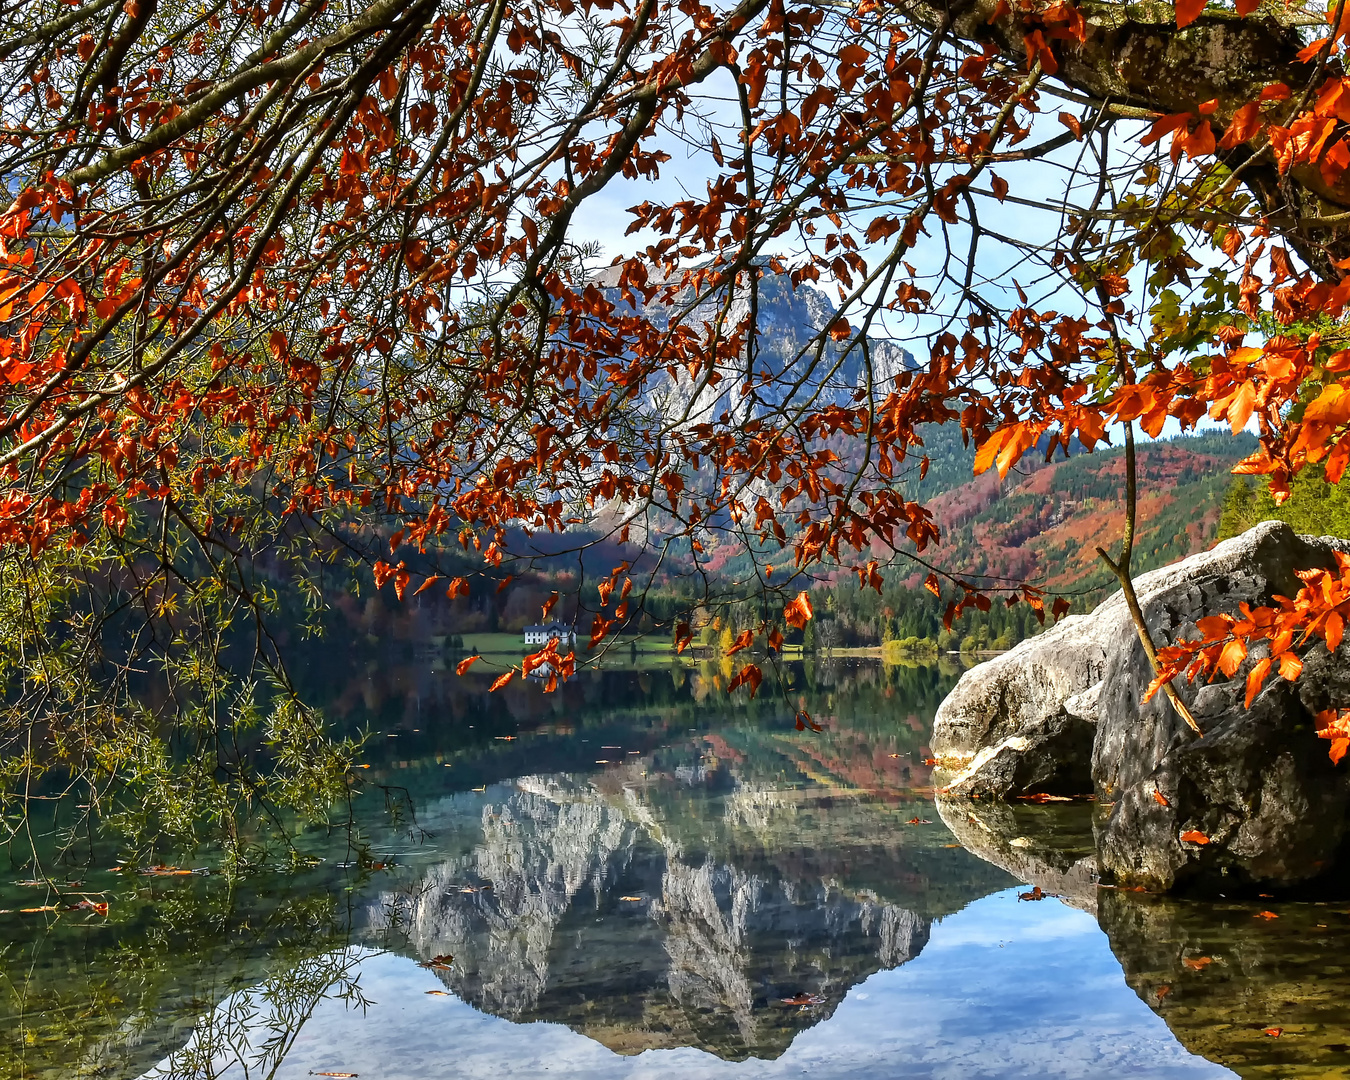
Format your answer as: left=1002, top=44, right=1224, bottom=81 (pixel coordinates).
left=803, top=431, right=1259, bottom=653
left=919, top=430, right=1259, bottom=595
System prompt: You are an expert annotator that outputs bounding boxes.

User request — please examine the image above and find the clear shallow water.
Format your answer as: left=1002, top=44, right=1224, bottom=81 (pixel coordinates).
left=3, top=658, right=1346, bottom=1079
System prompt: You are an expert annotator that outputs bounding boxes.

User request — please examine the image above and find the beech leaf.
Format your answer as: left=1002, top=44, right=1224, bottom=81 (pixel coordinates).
left=1175, top=0, right=1205, bottom=27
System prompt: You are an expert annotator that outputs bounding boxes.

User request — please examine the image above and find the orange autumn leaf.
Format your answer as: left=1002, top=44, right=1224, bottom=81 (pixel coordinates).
left=784, top=591, right=814, bottom=629
left=1327, top=610, right=1344, bottom=651
left=455, top=655, right=481, bottom=675
left=1226, top=381, right=1258, bottom=433
left=488, top=670, right=515, bottom=692
left=1153, top=789, right=1170, bottom=807
left=1217, top=637, right=1247, bottom=677
left=1174, top=0, right=1205, bottom=27
left=1245, top=657, right=1273, bottom=707
left=795, top=710, right=823, bottom=732
left=726, top=629, right=754, bottom=655
left=726, top=662, right=763, bottom=697
left=1180, top=830, right=1210, bottom=844
left=412, top=574, right=441, bottom=596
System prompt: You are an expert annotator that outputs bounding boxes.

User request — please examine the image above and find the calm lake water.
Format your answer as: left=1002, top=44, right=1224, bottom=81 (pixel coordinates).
left=4, top=655, right=1350, bottom=1079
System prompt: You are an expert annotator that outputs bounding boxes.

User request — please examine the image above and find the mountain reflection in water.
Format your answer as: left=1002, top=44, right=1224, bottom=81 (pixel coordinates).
left=364, top=773, right=970, bottom=1060
left=7, top=659, right=1350, bottom=1079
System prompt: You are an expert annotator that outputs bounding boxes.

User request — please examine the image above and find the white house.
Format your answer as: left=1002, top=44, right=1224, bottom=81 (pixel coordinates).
left=523, top=621, right=576, bottom=646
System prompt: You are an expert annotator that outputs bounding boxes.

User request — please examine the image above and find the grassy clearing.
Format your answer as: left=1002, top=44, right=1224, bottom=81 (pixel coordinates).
left=451, top=632, right=678, bottom=656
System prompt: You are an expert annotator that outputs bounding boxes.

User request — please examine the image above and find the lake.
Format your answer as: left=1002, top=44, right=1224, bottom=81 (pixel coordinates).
left=3, top=655, right=1348, bottom=1079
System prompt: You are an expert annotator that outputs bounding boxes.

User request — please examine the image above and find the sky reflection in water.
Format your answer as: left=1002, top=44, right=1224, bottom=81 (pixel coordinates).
left=232, top=890, right=1232, bottom=1080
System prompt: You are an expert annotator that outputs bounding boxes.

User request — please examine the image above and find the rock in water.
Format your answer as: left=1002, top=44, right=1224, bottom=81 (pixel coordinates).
left=933, top=520, right=1350, bottom=892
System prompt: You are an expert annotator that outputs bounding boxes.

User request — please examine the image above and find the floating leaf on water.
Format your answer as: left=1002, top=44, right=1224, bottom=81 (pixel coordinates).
left=1182, top=956, right=1213, bottom=971
left=1264, top=1027, right=1283, bottom=1038
left=1018, top=886, right=1045, bottom=902
left=424, top=990, right=451, bottom=997
left=905, top=817, right=932, bottom=825
left=494, top=735, right=517, bottom=741
left=309, top=1072, right=359, bottom=1078
left=68, top=899, right=109, bottom=915
left=779, top=994, right=825, bottom=1006
left=418, top=954, right=454, bottom=970
left=619, top=895, right=644, bottom=902
left=1256, top=910, right=1279, bottom=920
left=1156, top=984, right=1171, bottom=1000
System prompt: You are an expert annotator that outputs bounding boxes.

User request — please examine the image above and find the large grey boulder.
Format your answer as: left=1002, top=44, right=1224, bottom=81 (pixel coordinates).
left=1098, top=643, right=1350, bottom=891
left=933, top=520, right=1350, bottom=892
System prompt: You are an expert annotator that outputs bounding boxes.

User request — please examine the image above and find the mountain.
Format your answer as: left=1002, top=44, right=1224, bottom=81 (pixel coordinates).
left=908, top=430, right=1259, bottom=598
left=591, top=262, right=915, bottom=429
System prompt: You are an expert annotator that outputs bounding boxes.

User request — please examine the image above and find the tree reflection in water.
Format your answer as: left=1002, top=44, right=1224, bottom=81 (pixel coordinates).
left=145, top=950, right=374, bottom=1080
